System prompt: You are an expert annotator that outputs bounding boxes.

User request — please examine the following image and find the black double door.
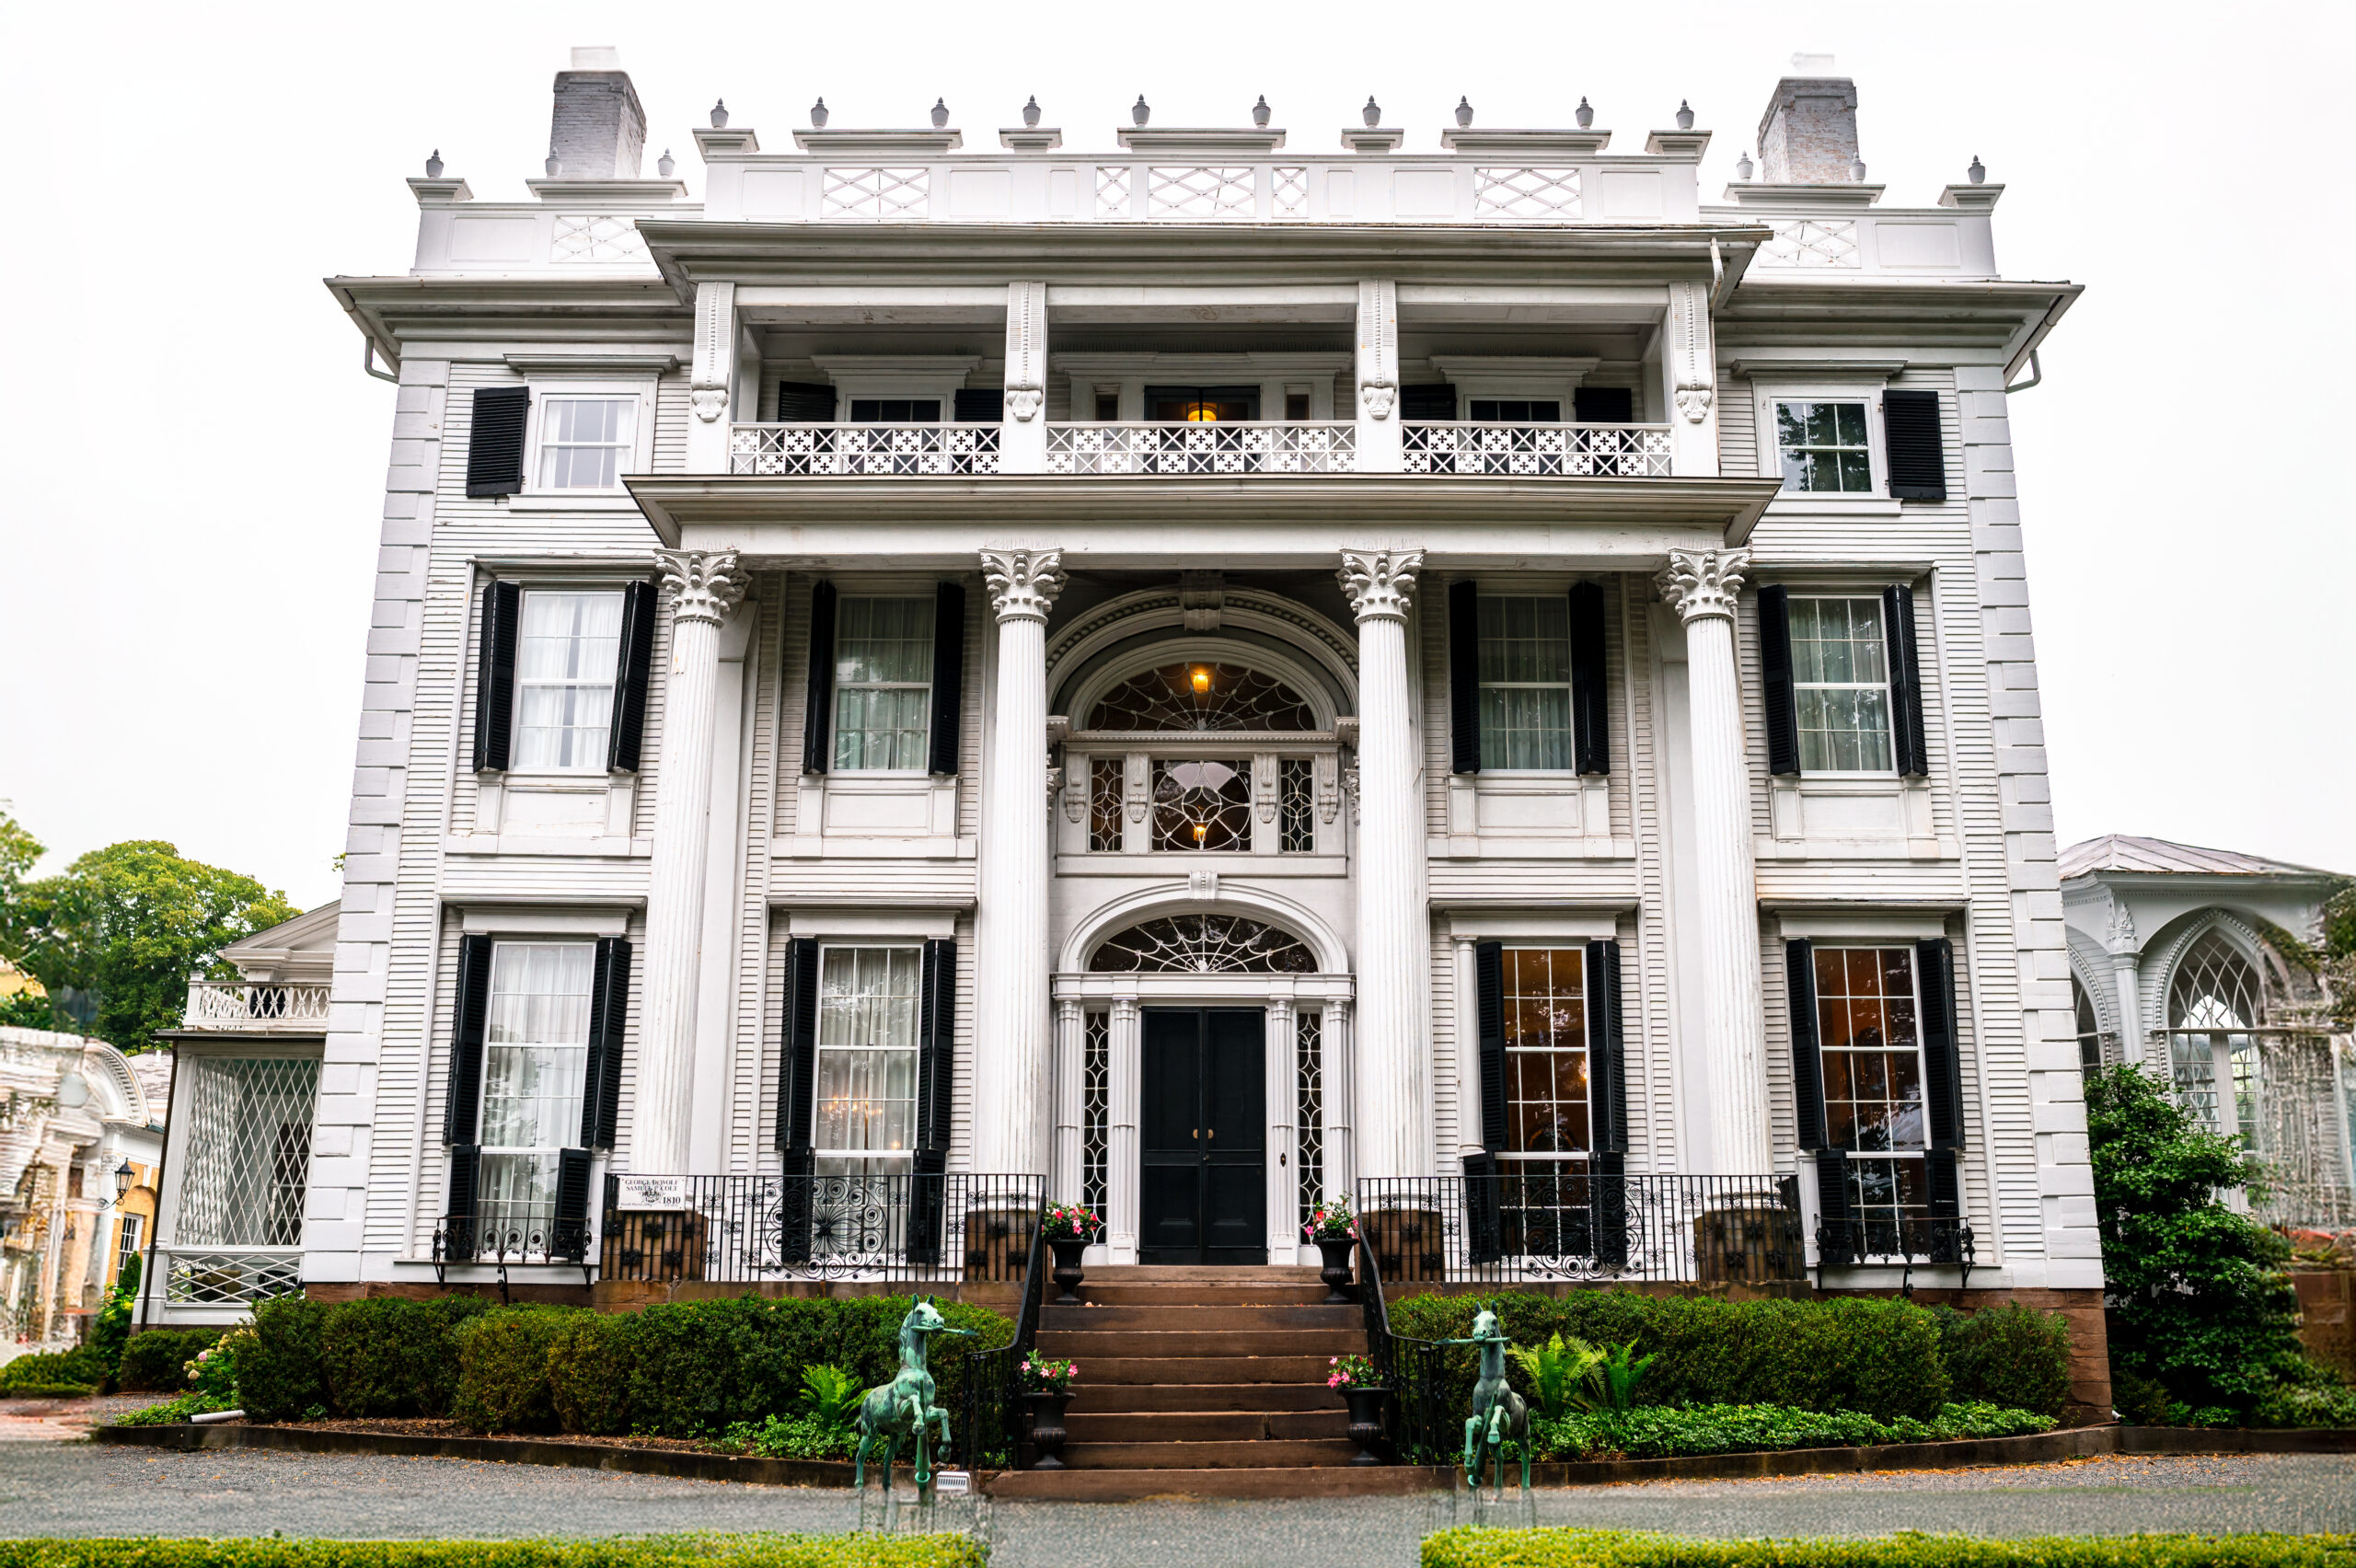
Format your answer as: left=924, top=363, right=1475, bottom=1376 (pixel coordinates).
left=1138, top=1009, right=1266, bottom=1264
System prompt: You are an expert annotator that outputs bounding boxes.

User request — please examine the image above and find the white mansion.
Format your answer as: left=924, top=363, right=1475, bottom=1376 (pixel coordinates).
left=283, top=52, right=2094, bottom=1310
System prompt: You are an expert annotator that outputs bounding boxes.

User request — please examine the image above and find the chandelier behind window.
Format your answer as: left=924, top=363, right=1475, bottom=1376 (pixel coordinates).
left=1087, top=663, right=1317, bottom=732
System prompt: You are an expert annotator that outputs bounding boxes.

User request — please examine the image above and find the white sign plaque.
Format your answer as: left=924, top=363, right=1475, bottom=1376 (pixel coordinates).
left=614, top=1175, right=689, bottom=1211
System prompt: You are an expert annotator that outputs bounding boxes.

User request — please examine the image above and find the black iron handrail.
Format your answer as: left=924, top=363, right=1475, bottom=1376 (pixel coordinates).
left=1355, top=1227, right=1451, bottom=1465
left=960, top=1209, right=1045, bottom=1472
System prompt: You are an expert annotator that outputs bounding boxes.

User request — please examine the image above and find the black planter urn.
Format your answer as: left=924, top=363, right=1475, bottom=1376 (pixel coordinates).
left=1342, top=1386, right=1387, bottom=1465
left=1024, top=1389, right=1073, bottom=1470
left=1049, top=1237, right=1088, bottom=1304
left=1314, top=1236, right=1357, bottom=1303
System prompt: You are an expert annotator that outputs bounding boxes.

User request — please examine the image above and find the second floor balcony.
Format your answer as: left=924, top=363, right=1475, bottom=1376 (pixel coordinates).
left=181, top=980, right=332, bottom=1032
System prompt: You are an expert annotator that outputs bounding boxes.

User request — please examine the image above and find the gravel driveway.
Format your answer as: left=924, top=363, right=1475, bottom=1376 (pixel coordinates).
left=0, top=1444, right=2350, bottom=1568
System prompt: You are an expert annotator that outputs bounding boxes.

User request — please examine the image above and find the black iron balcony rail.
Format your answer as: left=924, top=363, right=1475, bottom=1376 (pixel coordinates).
left=597, top=1171, right=1044, bottom=1286
left=432, top=1202, right=592, bottom=1295
left=1816, top=1214, right=1976, bottom=1292
left=1355, top=1171, right=1807, bottom=1288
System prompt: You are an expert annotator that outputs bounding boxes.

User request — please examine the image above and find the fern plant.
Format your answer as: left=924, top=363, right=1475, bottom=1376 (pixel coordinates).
left=1507, top=1332, right=1605, bottom=1420
left=797, top=1363, right=865, bottom=1428
left=1590, top=1337, right=1657, bottom=1412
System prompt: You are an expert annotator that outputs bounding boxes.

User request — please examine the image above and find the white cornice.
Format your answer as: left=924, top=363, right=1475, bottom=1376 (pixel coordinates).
left=1438, top=129, right=1611, bottom=156
left=526, top=178, right=689, bottom=203
left=1721, top=181, right=1884, bottom=209
left=791, top=128, right=964, bottom=155
left=503, top=351, right=681, bottom=374
left=1117, top=127, right=1287, bottom=154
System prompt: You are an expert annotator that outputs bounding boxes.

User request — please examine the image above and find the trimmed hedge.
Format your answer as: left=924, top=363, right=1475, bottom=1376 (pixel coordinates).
left=2, top=1383, right=98, bottom=1401
left=120, top=1330, right=222, bottom=1392
left=0, top=1349, right=110, bottom=1393
left=1530, top=1400, right=2052, bottom=1460
left=0, top=1536, right=985, bottom=1568
left=1390, top=1292, right=1978, bottom=1422
left=1422, top=1531, right=2356, bottom=1568
left=320, top=1296, right=491, bottom=1418
left=1934, top=1301, right=2074, bottom=1419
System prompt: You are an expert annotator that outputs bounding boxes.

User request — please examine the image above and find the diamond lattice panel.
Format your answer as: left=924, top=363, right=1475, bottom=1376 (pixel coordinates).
left=824, top=167, right=930, bottom=220
left=1149, top=167, right=1254, bottom=220
left=1273, top=167, right=1311, bottom=218
left=1760, top=220, right=1860, bottom=268
left=1096, top=166, right=1132, bottom=218
left=173, top=1057, right=318, bottom=1248
left=1474, top=167, right=1580, bottom=221
left=1296, top=1012, right=1324, bottom=1226
left=551, top=215, right=649, bottom=263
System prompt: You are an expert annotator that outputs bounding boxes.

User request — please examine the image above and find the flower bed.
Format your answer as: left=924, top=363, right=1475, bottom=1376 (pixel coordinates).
left=1422, top=1529, right=2356, bottom=1568
left=0, top=1534, right=984, bottom=1568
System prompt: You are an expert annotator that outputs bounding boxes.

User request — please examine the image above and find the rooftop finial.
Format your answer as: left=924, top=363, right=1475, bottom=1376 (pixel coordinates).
left=1968, top=154, right=1986, bottom=185
left=931, top=98, right=951, bottom=129
left=1455, top=96, right=1473, bottom=128
left=425, top=149, right=444, bottom=179
left=1576, top=97, right=1594, bottom=129
left=1023, top=96, right=1042, bottom=128
left=545, top=147, right=561, bottom=177
left=1850, top=156, right=1868, bottom=182
left=1675, top=98, right=1694, bottom=131
left=1362, top=96, right=1381, bottom=127
left=1736, top=148, right=1754, bottom=181
left=811, top=98, right=829, bottom=128
left=710, top=99, right=729, bottom=129
left=1253, top=95, right=1271, bottom=128
left=1132, top=94, right=1150, bottom=126
left=657, top=149, right=676, bottom=178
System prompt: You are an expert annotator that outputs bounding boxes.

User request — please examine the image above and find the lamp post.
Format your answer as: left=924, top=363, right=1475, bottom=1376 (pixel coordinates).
left=101, top=1159, right=134, bottom=1210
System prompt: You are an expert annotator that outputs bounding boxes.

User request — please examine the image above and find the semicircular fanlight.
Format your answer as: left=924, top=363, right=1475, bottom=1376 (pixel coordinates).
left=1087, top=914, right=1318, bottom=974
left=1086, top=662, right=1317, bottom=732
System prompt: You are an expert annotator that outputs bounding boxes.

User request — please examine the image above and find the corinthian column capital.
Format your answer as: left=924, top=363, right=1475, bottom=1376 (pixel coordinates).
left=654, top=548, right=750, bottom=626
left=1656, top=548, right=1751, bottom=624
left=1337, top=549, right=1423, bottom=623
left=981, top=548, right=1067, bottom=623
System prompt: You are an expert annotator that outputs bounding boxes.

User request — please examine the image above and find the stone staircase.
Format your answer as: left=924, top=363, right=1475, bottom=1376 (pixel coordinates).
left=989, top=1263, right=1434, bottom=1499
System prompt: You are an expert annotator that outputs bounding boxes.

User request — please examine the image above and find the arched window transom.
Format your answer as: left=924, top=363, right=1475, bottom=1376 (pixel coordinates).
left=2168, top=931, right=2262, bottom=1032
left=1088, top=914, right=1317, bottom=974
left=1086, top=663, right=1318, bottom=732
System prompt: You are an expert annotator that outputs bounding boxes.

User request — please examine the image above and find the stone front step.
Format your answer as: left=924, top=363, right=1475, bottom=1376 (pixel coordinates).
left=1034, top=1329, right=1361, bottom=1359
left=1060, top=1282, right=1345, bottom=1307
left=1077, top=1264, right=1325, bottom=1282
left=989, top=1465, right=1445, bottom=1499
left=1065, top=1381, right=1336, bottom=1413
left=1060, top=1354, right=1340, bottom=1385
left=1063, top=1409, right=1346, bottom=1443
left=1040, top=1303, right=1358, bottom=1331
left=1057, top=1436, right=1365, bottom=1470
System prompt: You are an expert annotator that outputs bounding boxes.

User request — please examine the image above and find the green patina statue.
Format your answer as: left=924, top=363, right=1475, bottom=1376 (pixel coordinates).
left=854, top=1296, right=976, bottom=1495
left=1440, top=1305, right=1530, bottom=1493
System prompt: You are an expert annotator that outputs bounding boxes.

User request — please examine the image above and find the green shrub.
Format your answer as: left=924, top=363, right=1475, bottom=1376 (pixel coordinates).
left=120, top=1329, right=222, bottom=1391
left=548, top=1310, right=639, bottom=1435
left=5, top=1382, right=98, bottom=1400
left=86, top=1281, right=134, bottom=1385
left=237, top=1297, right=332, bottom=1423
left=0, top=1348, right=110, bottom=1392
left=1420, top=1529, right=2356, bottom=1568
left=1936, top=1301, right=2073, bottom=1419
left=721, top=1412, right=861, bottom=1460
left=797, top=1364, right=865, bottom=1427
left=319, top=1296, right=489, bottom=1418
left=452, top=1307, right=575, bottom=1434
left=0, top=1533, right=988, bottom=1567
left=1529, top=1400, right=2053, bottom=1461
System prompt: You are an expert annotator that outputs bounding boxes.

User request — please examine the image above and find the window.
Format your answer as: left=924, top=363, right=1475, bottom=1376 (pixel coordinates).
left=1774, top=399, right=1873, bottom=493
left=1089, top=663, right=1317, bottom=733
left=1789, top=596, right=1894, bottom=772
left=832, top=596, right=935, bottom=771
left=1279, top=757, right=1315, bottom=852
left=2167, top=930, right=2264, bottom=1140
left=2072, top=974, right=2104, bottom=1076
left=1815, top=946, right=1928, bottom=1253
left=814, top=946, right=921, bottom=1171
left=849, top=398, right=941, bottom=422
left=1147, top=386, right=1257, bottom=422
left=1468, top=398, right=1562, bottom=421
left=1477, top=596, right=1575, bottom=770
left=1082, top=1011, right=1110, bottom=1221
left=537, top=397, right=637, bottom=490
left=1094, top=393, right=1120, bottom=421
left=1089, top=758, right=1124, bottom=852
left=1502, top=948, right=1590, bottom=1167
left=512, top=591, right=623, bottom=771
left=479, top=942, right=593, bottom=1219
left=116, top=1213, right=144, bottom=1282
left=1285, top=392, right=1311, bottom=421
left=1151, top=758, right=1252, bottom=851
left=172, top=1057, right=318, bottom=1249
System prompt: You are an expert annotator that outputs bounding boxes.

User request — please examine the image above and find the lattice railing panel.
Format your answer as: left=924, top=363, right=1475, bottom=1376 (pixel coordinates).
left=730, top=423, right=999, bottom=477
left=1149, top=166, right=1254, bottom=220
left=173, top=1057, right=318, bottom=1249
left=1759, top=220, right=1860, bottom=268
left=823, top=167, right=930, bottom=221
left=551, top=214, right=650, bottom=263
left=1095, top=165, right=1132, bottom=218
left=1473, top=167, right=1580, bottom=221
left=1045, top=422, right=1355, bottom=475
left=184, top=982, right=331, bottom=1029
left=1403, top=422, right=1672, bottom=478
left=163, top=1248, right=303, bottom=1305
left=1273, top=167, right=1311, bottom=218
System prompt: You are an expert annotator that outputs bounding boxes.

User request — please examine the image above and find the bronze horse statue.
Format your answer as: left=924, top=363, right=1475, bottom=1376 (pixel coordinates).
left=853, top=1297, right=976, bottom=1494
left=1441, top=1305, right=1530, bottom=1493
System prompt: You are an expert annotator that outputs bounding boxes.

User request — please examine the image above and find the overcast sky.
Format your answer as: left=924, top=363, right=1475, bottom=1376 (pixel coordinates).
left=2, top=0, right=2349, bottom=913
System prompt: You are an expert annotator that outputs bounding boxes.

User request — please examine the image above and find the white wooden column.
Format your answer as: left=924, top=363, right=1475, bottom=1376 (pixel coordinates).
left=1108, top=995, right=1141, bottom=1262
left=1053, top=997, right=1084, bottom=1202
left=2107, top=901, right=2147, bottom=1068
left=1354, top=281, right=1403, bottom=471
left=971, top=548, right=1066, bottom=1177
left=1657, top=548, right=1769, bottom=1172
left=687, top=281, right=737, bottom=474
left=627, top=549, right=749, bottom=1173
left=1338, top=549, right=1431, bottom=1182
left=1000, top=281, right=1048, bottom=474
left=1662, top=280, right=1720, bottom=478
left=1265, top=997, right=1298, bottom=1262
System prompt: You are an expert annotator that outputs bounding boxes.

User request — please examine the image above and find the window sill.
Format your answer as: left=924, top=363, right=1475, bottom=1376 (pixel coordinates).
left=506, top=492, right=644, bottom=512
left=1762, top=494, right=1904, bottom=518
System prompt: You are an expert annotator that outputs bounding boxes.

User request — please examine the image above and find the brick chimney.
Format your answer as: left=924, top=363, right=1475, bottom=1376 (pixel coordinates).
left=549, top=46, right=645, bottom=179
left=1755, top=54, right=1860, bottom=183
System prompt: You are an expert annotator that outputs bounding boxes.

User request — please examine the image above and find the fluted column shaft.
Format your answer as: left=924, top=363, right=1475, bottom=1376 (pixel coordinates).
left=1339, top=549, right=1432, bottom=1181
left=972, top=548, right=1066, bottom=1177
left=629, top=549, right=748, bottom=1173
left=1659, top=548, right=1771, bottom=1173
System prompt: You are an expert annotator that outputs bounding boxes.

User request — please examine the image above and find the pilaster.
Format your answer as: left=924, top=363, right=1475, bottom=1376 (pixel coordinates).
left=1108, top=995, right=1141, bottom=1262
left=1664, top=281, right=1719, bottom=476
left=687, top=281, right=737, bottom=473
left=1053, top=998, right=1084, bottom=1202
left=1354, top=282, right=1403, bottom=472
left=1000, top=282, right=1048, bottom=474
left=1265, top=997, right=1298, bottom=1261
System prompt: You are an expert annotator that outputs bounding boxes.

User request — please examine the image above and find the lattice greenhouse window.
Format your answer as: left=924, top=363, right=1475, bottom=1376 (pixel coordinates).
left=1088, top=914, right=1316, bottom=974
left=1087, top=663, right=1317, bottom=732
left=1296, top=1010, right=1324, bottom=1229
left=1151, top=758, right=1252, bottom=851
left=1082, top=1012, right=1110, bottom=1220
left=173, top=1056, right=319, bottom=1248
left=2168, top=929, right=2265, bottom=1139
left=1090, top=758, right=1125, bottom=852
left=2072, top=973, right=2103, bottom=1075
left=1279, top=757, right=1315, bottom=852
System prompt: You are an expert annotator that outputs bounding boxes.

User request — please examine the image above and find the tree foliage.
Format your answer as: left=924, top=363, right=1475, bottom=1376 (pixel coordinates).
left=0, top=810, right=300, bottom=1050
left=2085, top=1062, right=2302, bottom=1415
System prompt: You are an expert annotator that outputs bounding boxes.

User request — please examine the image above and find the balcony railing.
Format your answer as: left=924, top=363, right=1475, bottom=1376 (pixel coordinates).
left=158, top=1245, right=303, bottom=1305
left=1356, top=1171, right=1806, bottom=1286
left=181, top=981, right=332, bottom=1032
left=598, top=1171, right=1044, bottom=1285
left=729, top=422, right=1001, bottom=476
left=432, top=1200, right=593, bottom=1294
left=1402, top=421, right=1673, bottom=478
left=1045, top=421, right=1357, bottom=475
left=1817, top=1214, right=1977, bottom=1290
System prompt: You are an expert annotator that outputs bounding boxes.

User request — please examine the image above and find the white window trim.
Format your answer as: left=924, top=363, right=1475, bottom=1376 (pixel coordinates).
left=476, top=939, right=595, bottom=1189
left=1472, top=589, right=1580, bottom=778
left=1492, top=940, right=1596, bottom=1168
left=828, top=592, right=938, bottom=777
left=807, top=355, right=983, bottom=420
left=459, top=906, right=634, bottom=938
left=1750, top=378, right=1899, bottom=510
left=505, top=584, right=630, bottom=778
left=812, top=941, right=924, bottom=1166
left=1426, top=356, right=1600, bottom=420
left=520, top=376, right=657, bottom=498
left=1784, top=591, right=1900, bottom=779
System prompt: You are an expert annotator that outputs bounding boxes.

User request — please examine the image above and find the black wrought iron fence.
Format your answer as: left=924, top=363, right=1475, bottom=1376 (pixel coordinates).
left=1817, top=1214, right=1976, bottom=1291
left=959, top=1214, right=1045, bottom=1471
left=597, top=1172, right=1043, bottom=1285
left=432, top=1202, right=591, bottom=1291
left=1355, top=1172, right=1806, bottom=1287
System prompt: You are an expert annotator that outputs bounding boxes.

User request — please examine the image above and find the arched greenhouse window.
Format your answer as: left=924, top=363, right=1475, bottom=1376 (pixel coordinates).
left=1087, top=914, right=1317, bottom=974
left=1086, top=663, right=1318, bottom=732
left=2071, top=973, right=2103, bottom=1076
left=2166, top=928, right=2264, bottom=1139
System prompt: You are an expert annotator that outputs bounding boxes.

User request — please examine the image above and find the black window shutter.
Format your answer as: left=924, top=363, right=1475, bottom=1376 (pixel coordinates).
left=1402, top=384, right=1458, bottom=421
left=908, top=1147, right=948, bottom=1267
left=1449, top=578, right=1482, bottom=776
left=1474, top=940, right=1507, bottom=1151
left=1813, top=1147, right=1855, bottom=1266
left=1573, top=386, right=1634, bottom=424
left=1758, top=584, right=1800, bottom=777
left=802, top=579, right=837, bottom=775
left=1586, top=939, right=1627, bottom=1154
left=1785, top=939, right=1826, bottom=1150
left=471, top=581, right=520, bottom=773
left=1882, top=389, right=1946, bottom=501
left=444, top=1144, right=481, bottom=1262
left=553, top=1147, right=594, bottom=1261
left=953, top=388, right=1004, bottom=422
left=1590, top=1149, right=1630, bottom=1269
left=1568, top=581, right=1609, bottom=776
left=776, top=937, right=821, bottom=1154
left=1462, top=1149, right=1503, bottom=1264
left=1916, top=937, right=1965, bottom=1149
left=443, top=933, right=495, bottom=1146
left=606, top=580, right=659, bottom=774
left=1882, top=584, right=1930, bottom=778
left=579, top=937, right=631, bottom=1149
left=927, top=582, right=965, bottom=778
left=1924, top=1148, right=1964, bottom=1239
left=775, top=381, right=837, bottom=421
left=464, top=386, right=530, bottom=498
left=918, top=938, right=956, bottom=1153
